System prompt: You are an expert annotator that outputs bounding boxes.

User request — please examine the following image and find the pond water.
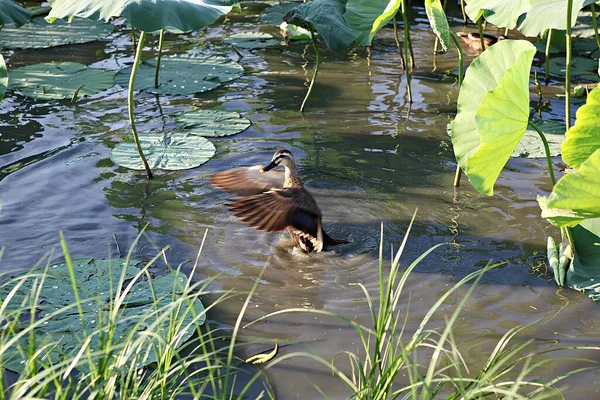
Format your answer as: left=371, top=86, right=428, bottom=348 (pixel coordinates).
left=1, top=3, right=600, bottom=398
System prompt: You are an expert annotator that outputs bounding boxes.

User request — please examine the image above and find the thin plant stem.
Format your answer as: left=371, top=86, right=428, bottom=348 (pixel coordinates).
left=300, top=23, right=319, bottom=113
left=565, top=0, right=573, bottom=130
left=400, top=0, right=415, bottom=69
left=460, top=0, right=467, bottom=24
left=592, top=4, right=600, bottom=54
left=450, top=32, right=464, bottom=187
left=131, top=26, right=137, bottom=47
left=528, top=121, right=557, bottom=186
left=128, top=30, right=154, bottom=179
left=154, top=29, right=165, bottom=89
left=545, top=29, right=553, bottom=85
left=477, top=18, right=486, bottom=50
left=399, top=5, right=413, bottom=103
left=393, top=18, right=406, bottom=70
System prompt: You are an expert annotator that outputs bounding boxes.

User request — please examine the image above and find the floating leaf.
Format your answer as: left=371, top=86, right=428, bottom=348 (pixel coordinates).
left=115, top=54, right=243, bottom=96
left=261, top=2, right=300, bottom=25
left=424, top=0, right=451, bottom=52
left=464, top=0, right=531, bottom=30
left=564, top=219, right=600, bottom=303
left=548, top=56, right=599, bottom=82
left=284, top=0, right=360, bottom=50
left=174, top=109, right=251, bottom=137
left=224, top=32, right=279, bottom=49
left=0, top=53, right=6, bottom=102
left=111, top=132, right=216, bottom=170
left=518, top=0, right=586, bottom=37
left=47, top=0, right=237, bottom=33
left=512, top=119, right=566, bottom=158
left=451, top=39, right=536, bottom=196
left=539, top=149, right=600, bottom=227
left=562, top=86, right=600, bottom=168
left=0, top=0, right=31, bottom=27
left=0, top=258, right=205, bottom=373
left=0, top=16, right=113, bottom=49
left=9, top=62, right=116, bottom=100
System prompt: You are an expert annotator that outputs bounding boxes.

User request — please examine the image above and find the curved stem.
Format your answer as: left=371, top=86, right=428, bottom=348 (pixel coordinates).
left=565, top=0, right=573, bottom=130
left=400, top=3, right=413, bottom=103
left=392, top=18, right=406, bottom=70
left=545, top=29, right=552, bottom=85
left=592, top=4, right=600, bottom=55
left=128, top=30, right=153, bottom=180
left=459, top=0, right=467, bottom=24
left=450, top=32, right=464, bottom=187
left=154, top=29, right=164, bottom=89
left=528, top=121, right=557, bottom=186
left=300, top=23, right=319, bottom=113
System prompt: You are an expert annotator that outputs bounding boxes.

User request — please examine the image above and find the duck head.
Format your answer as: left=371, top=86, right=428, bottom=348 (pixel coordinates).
left=259, top=149, right=295, bottom=173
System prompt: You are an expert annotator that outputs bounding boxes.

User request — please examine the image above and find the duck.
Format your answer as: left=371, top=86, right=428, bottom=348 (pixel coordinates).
left=210, top=149, right=348, bottom=253
left=456, top=31, right=505, bottom=51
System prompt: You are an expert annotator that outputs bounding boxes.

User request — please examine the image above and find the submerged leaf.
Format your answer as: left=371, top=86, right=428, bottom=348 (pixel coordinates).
left=0, top=0, right=31, bottom=27
left=115, top=54, right=243, bottom=95
left=0, top=16, right=113, bottom=49
left=9, top=62, right=116, bottom=100
left=111, top=132, right=216, bottom=170
left=562, top=86, right=600, bottom=168
left=174, top=109, right=251, bottom=137
left=450, top=39, right=536, bottom=195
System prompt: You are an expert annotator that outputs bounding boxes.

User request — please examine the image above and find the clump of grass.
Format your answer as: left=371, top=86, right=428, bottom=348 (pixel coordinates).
left=0, top=230, right=273, bottom=400
left=249, top=213, right=600, bottom=399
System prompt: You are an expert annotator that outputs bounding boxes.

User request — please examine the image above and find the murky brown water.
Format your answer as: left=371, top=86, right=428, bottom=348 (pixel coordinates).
left=1, top=3, right=600, bottom=398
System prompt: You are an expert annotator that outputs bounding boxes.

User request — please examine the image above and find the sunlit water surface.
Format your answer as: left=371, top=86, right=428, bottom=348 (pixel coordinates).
left=1, top=4, right=600, bottom=398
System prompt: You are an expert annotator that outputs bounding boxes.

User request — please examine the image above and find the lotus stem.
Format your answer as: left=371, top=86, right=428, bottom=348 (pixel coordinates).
left=460, top=0, right=467, bottom=24
left=545, top=29, right=553, bottom=85
left=566, top=0, right=573, bottom=130
left=300, top=23, right=320, bottom=112
left=128, top=30, right=154, bottom=180
left=592, top=4, right=600, bottom=55
left=477, top=18, right=485, bottom=50
left=400, top=3, right=413, bottom=102
left=154, top=29, right=164, bottom=89
left=131, top=26, right=136, bottom=47
left=450, top=32, right=464, bottom=187
left=528, top=121, right=557, bottom=186
left=393, top=18, right=406, bottom=70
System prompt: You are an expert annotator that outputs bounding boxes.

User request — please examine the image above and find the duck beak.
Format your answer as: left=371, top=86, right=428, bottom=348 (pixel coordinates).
left=259, top=160, right=278, bottom=174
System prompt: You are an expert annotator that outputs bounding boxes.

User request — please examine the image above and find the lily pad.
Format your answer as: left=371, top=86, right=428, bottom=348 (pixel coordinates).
left=111, top=132, right=216, bottom=170
left=115, top=54, right=244, bottom=96
left=0, top=0, right=31, bottom=27
left=548, top=56, right=599, bottom=82
left=174, top=109, right=251, bottom=137
left=224, top=32, right=279, bottom=49
left=0, top=53, right=6, bottom=102
left=9, top=62, right=116, bottom=100
left=0, top=16, right=114, bottom=49
left=512, top=119, right=566, bottom=158
left=0, top=258, right=205, bottom=373
left=261, top=2, right=301, bottom=25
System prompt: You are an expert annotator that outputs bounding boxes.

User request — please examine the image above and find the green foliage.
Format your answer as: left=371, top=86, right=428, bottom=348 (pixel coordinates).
left=174, top=109, right=251, bottom=137
left=512, top=120, right=566, bottom=158
left=115, top=54, right=243, bottom=96
left=111, top=133, right=216, bottom=171
left=47, top=0, right=237, bottom=32
left=369, top=0, right=400, bottom=44
left=0, top=16, right=114, bottom=49
left=562, top=86, right=600, bottom=169
left=565, top=220, right=600, bottom=302
left=519, top=0, right=586, bottom=37
left=224, top=32, right=278, bottom=49
left=465, top=0, right=530, bottom=30
left=0, top=53, right=6, bottom=102
left=9, top=62, right=116, bottom=100
left=343, top=0, right=392, bottom=46
left=424, top=0, right=451, bottom=52
left=451, top=40, right=536, bottom=196
left=0, top=0, right=31, bottom=27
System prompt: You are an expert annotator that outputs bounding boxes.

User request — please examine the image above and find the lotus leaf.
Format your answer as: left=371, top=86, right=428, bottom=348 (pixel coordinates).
left=512, top=120, right=566, bottom=158
left=0, top=53, right=6, bottom=101
left=280, top=22, right=312, bottom=41
left=261, top=2, right=300, bottom=25
left=284, top=0, right=360, bottom=50
left=224, top=32, right=279, bottom=49
left=111, top=132, right=216, bottom=170
left=424, top=0, right=451, bottom=52
left=518, top=0, right=586, bottom=37
left=451, top=39, right=536, bottom=196
left=115, top=54, right=243, bottom=95
left=562, top=86, right=600, bottom=168
left=0, top=0, right=31, bottom=27
left=344, top=0, right=394, bottom=46
left=0, top=258, right=205, bottom=373
left=464, top=0, right=531, bottom=30
left=174, top=109, right=251, bottom=137
left=564, top=219, right=600, bottom=303
left=47, top=0, right=237, bottom=33
left=0, top=16, right=113, bottom=49
left=9, top=62, right=116, bottom=100
left=548, top=56, right=599, bottom=82
left=368, top=0, right=401, bottom=44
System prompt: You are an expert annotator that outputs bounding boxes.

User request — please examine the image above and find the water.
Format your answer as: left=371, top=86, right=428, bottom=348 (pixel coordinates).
left=1, top=5, right=600, bottom=398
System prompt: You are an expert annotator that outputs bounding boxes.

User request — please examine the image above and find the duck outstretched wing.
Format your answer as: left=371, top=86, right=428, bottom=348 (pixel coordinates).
left=210, top=166, right=284, bottom=196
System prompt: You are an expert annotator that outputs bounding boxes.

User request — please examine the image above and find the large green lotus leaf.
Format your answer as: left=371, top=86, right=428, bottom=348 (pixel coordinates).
left=284, top=0, right=360, bottom=50
left=344, top=0, right=393, bottom=46
left=261, top=2, right=300, bottom=25
left=464, top=0, right=530, bottom=30
left=0, top=16, right=113, bottom=49
left=518, top=0, right=586, bottom=37
left=0, top=0, right=31, bottom=27
left=174, top=109, right=251, bottom=137
left=115, top=54, right=243, bottom=95
left=111, top=132, right=216, bottom=170
left=548, top=56, right=599, bottom=82
left=539, top=149, right=600, bottom=227
left=9, top=62, right=116, bottom=100
left=368, top=0, right=400, bottom=43
left=562, top=86, right=600, bottom=168
left=0, top=258, right=205, bottom=373
left=47, top=0, right=236, bottom=33
left=224, top=32, right=279, bottom=49
left=512, top=119, right=566, bottom=158
left=451, top=39, right=536, bottom=196
left=0, top=53, right=6, bottom=102
left=424, top=0, right=451, bottom=52
left=564, top=219, right=600, bottom=303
